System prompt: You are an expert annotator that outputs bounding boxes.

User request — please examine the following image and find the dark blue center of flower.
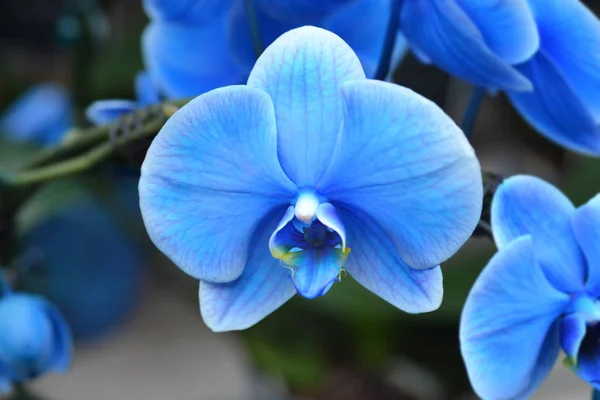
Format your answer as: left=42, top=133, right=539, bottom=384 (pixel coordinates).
left=301, top=221, right=341, bottom=248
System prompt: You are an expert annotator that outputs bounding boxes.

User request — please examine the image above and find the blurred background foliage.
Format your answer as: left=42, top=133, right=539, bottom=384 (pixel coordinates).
left=1, top=0, right=599, bottom=399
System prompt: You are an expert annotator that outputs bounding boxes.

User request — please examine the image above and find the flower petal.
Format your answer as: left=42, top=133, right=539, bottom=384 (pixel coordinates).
left=560, top=313, right=586, bottom=361
left=318, top=79, right=482, bottom=269
left=508, top=53, right=600, bottom=156
left=255, top=0, right=350, bottom=23
left=269, top=206, right=307, bottom=259
left=85, top=100, right=137, bottom=125
left=200, top=208, right=296, bottom=332
left=140, top=86, right=296, bottom=282
left=142, top=20, right=248, bottom=98
left=247, top=26, right=366, bottom=187
left=572, top=194, right=600, bottom=294
left=400, top=0, right=532, bottom=91
left=460, top=236, right=569, bottom=399
left=527, top=0, right=600, bottom=120
left=316, top=203, right=346, bottom=250
left=0, top=83, right=72, bottom=146
left=143, top=0, right=233, bottom=23
left=283, top=246, right=348, bottom=299
left=323, top=0, right=408, bottom=78
left=491, top=175, right=586, bottom=292
left=454, top=0, right=539, bottom=64
left=0, top=375, right=10, bottom=394
left=340, top=208, right=443, bottom=313
left=135, top=71, right=160, bottom=106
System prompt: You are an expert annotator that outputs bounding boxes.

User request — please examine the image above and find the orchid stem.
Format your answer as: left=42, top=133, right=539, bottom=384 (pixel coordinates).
left=461, top=86, right=486, bottom=140
left=374, top=0, right=403, bottom=81
left=244, top=0, right=263, bottom=59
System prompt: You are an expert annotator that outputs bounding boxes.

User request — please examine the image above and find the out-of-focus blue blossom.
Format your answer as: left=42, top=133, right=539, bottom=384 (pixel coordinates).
left=0, top=281, right=72, bottom=393
left=19, top=197, right=144, bottom=340
left=142, top=0, right=407, bottom=99
left=85, top=71, right=161, bottom=125
left=507, top=0, right=600, bottom=155
left=0, top=83, right=73, bottom=147
left=401, top=0, right=600, bottom=155
left=139, top=27, right=482, bottom=332
left=460, top=175, right=600, bottom=399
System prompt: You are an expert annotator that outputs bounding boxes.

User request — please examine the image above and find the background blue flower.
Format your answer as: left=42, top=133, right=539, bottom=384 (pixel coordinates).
left=139, top=26, right=482, bottom=332
left=18, top=196, right=145, bottom=340
left=0, top=290, right=72, bottom=393
left=401, top=0, right=600, bottom=156
left=460, top=175, right=600, bottom=399
left=0, top=83, right=73, bottom=147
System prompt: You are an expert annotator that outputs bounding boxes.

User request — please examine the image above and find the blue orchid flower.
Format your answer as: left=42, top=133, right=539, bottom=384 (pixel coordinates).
left=0, top=83, right=73, bottom=147
left=460, top=175, right=600, bottom=399
left=85, top=71, right=161, bottom=125
left=401, top=0, right=600, bottom=155
left=139, top=26, right=482, bottom=332
left=0, top=279, right=72, bottom=394
left=143, top=0, right=406, bottom=101
left=507, top=0, right=600, bottom=156
left=19, top=196, right=144, bottom=340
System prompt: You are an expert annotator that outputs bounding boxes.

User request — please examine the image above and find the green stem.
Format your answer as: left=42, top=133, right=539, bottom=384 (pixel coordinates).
left=461, top=86, right=486, bottom=140
left=244, top=0, right=263, bottom=59
left=374, top=0, right=403, bottom=81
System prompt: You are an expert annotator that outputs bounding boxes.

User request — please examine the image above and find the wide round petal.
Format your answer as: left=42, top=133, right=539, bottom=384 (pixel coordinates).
left=508, top=53, right=600, bottom=156
left=339, top=208, right=443, bottom=313
left=143, top=0, right=233, bottom=23
left=460, top=236, right=569, bottom=399
left=527, top=0, right=600, bottom=120
left=85, top=100, right=137, bottom=125
left=572, top=194, right=600, bottom=294
left=0, top=83, right=72, bottom=146
left=454, top=0, right=539, bottom=64
left=400, top=0, right=532, bottom=91
left=142, top=20, right=248, bottom=98
left=491, top=175, right=586, bottom=292
left=324, top=0, right=408, bottom=78
left=247, top=26, right=366, bottom=187
left=140, top=85, right=296, bottom=282
left=255, top=0, right=351, bottom=23
left=318, top=80, right=482, bottom=269
left=200, top=208, right=296, bottom=332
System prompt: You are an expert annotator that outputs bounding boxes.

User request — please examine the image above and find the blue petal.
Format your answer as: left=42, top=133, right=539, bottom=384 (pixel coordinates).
left=491, top=175, right=586, bottom=293
left=560, top=313, right=587, bottom=361
left=572, top=195, right=600, bottom=295
left=85, top=100, right=137, bottom=125
left=135, top=71, right=161, bottom=106
left=454, top=0, right=539, bottom=64
left=19, top=198, right=143, bottom=340
left=143, top=0, right=233, bottom=23
left=400, top=0, right=532, bottom=91
left=324, top=0, right=408, bottom=78
left=142, top=20, right=248, bottom=98
left=200, top=208, right=296, bottom=332
left=41, top=301, right=72, bottom=373
left=0, top=375, right=10, bottom=394
left=0, top=294, right=57, bottom=379
left=508, top=53, right=600, bottom=155
left=339, top=208, right=443, bottom=313
left=0, top=83, right=72, bottom=146
left=227, top=1, right=291, bottom=71
left=282, top=246, right=348, bottom=299
left=527, top=0, right=600, bottom=120
left=318, top=79, right=482, bottom=269
left=255, top=0, right=350, bottom=23
left=269, top=206, right=307, bottom=259
left=316, top=203, right=346, bottom=249
left=140, top=86, right=296, bottom=282
left=460, top=236, right=569, bottom=399
left=247, top=26, right=366, bottom=187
